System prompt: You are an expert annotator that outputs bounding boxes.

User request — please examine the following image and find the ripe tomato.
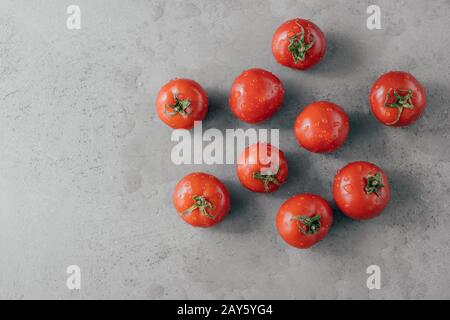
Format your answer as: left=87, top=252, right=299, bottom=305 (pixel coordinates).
left=272, top=18, right=327, bottom=70
left=156, top=78, right=208, bottom=129
left=369, top=71, right=427, bottom=127
left=333, top=161, right=390, bottom=220
left=229, top=68, right=285, bottom=123
left=294, top=101, right=350, bottom=153
left=276, top=194, right=333, bottom=249
left=173, top=173, right=230, bottom=228
left=236, top=143, right=288, bottom=193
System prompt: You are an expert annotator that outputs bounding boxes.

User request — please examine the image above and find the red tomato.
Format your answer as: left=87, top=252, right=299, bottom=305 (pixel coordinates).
left=272, top=18, right=327, bottom=70
left=276, top=194, right=333, bottom=249
left=294, top=101, right=350, bottom=153
left=229, top=68, right=285, bottom=123
left=333, top=161, right=390, bottom=220
left=237, top=143, right=288, bottom=193
left=369, top=71, right=427, bottom=127
left=173, top=173, right=230, bottom=228
left=156, top=78, right=208, bottom=129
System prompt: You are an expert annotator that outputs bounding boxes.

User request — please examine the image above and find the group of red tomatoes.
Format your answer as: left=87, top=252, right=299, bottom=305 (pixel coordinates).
left=155, top=19, right=427, bottom=249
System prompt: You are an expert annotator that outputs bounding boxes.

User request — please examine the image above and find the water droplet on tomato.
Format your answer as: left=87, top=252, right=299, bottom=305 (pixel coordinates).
left=344, top=184, right=353, bottom=194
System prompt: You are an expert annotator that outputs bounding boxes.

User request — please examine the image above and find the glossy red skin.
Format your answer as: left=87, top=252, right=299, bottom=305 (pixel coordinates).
left=229, top=68, right=285, bottom=123
left=294, top=101, right=350, bottom=153
left=276, top=194, right=333, bottom=249
left=369, top=71, right=427, bottom=127
left=236, top=143, right=288, bottom=193
left=333, top=162, right=390, bottom=220
left=173, top=173, right=230, bottom=228
left=156, top=78, right=208, bottom=129
left=272, top=18, right=327, bottom=70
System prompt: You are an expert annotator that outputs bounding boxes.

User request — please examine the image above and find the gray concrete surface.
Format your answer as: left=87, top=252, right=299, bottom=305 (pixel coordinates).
left=0, top=0, right=449, bottom=300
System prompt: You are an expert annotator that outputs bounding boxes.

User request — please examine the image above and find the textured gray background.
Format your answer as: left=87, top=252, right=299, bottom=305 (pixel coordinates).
left=0, top=0, right=449, bottom=300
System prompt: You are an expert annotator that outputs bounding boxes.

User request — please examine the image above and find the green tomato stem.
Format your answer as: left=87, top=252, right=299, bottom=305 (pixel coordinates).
left=384, top=89, right=414, bottom=125
left=288, top=22, right=315, bottom=63
left=253, top=170, right=281, bottom=193
left=291, top=214, right=322, bottom=235
left=183, top=195, right=215, bottom=220
left=164, top=94, right=191, bottom=117
left=364, top=172, right=384, bottom=197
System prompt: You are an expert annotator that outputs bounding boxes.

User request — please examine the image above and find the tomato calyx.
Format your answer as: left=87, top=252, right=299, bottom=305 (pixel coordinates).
left=183, top=195, right=216, bottom=220
left=288, top=23, right=315, bottom=63
left=364, top=172, right=384, bottom=197
left=384, top=89, right=414, bottom=125
left=291, top=214, right=321, bottom=235
left=253, top=170, right=281, bottom=193
left=164, top=94, right=191, bottom=117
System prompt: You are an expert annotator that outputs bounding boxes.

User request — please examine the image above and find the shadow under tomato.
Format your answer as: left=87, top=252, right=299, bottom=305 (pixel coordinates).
left=269, top=77, right=314, bottom=131
left=400, top=81, right=450, bottom=160
left=272, top=150, right=313, bottom=199
left=310, top=207, right=359, bottom=253
left=414, top=81, right=448, bottom=130
left=202, top=87, right=235, bottom=130
left=379, top=168, right=428, bottom=231
left=310, top=31, right=363, bottom=78
left=212, top=179, right=264, bottom=234
left=314, top=166, right=428, bottom=255
left=335, top=109, right=389, bottom=162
